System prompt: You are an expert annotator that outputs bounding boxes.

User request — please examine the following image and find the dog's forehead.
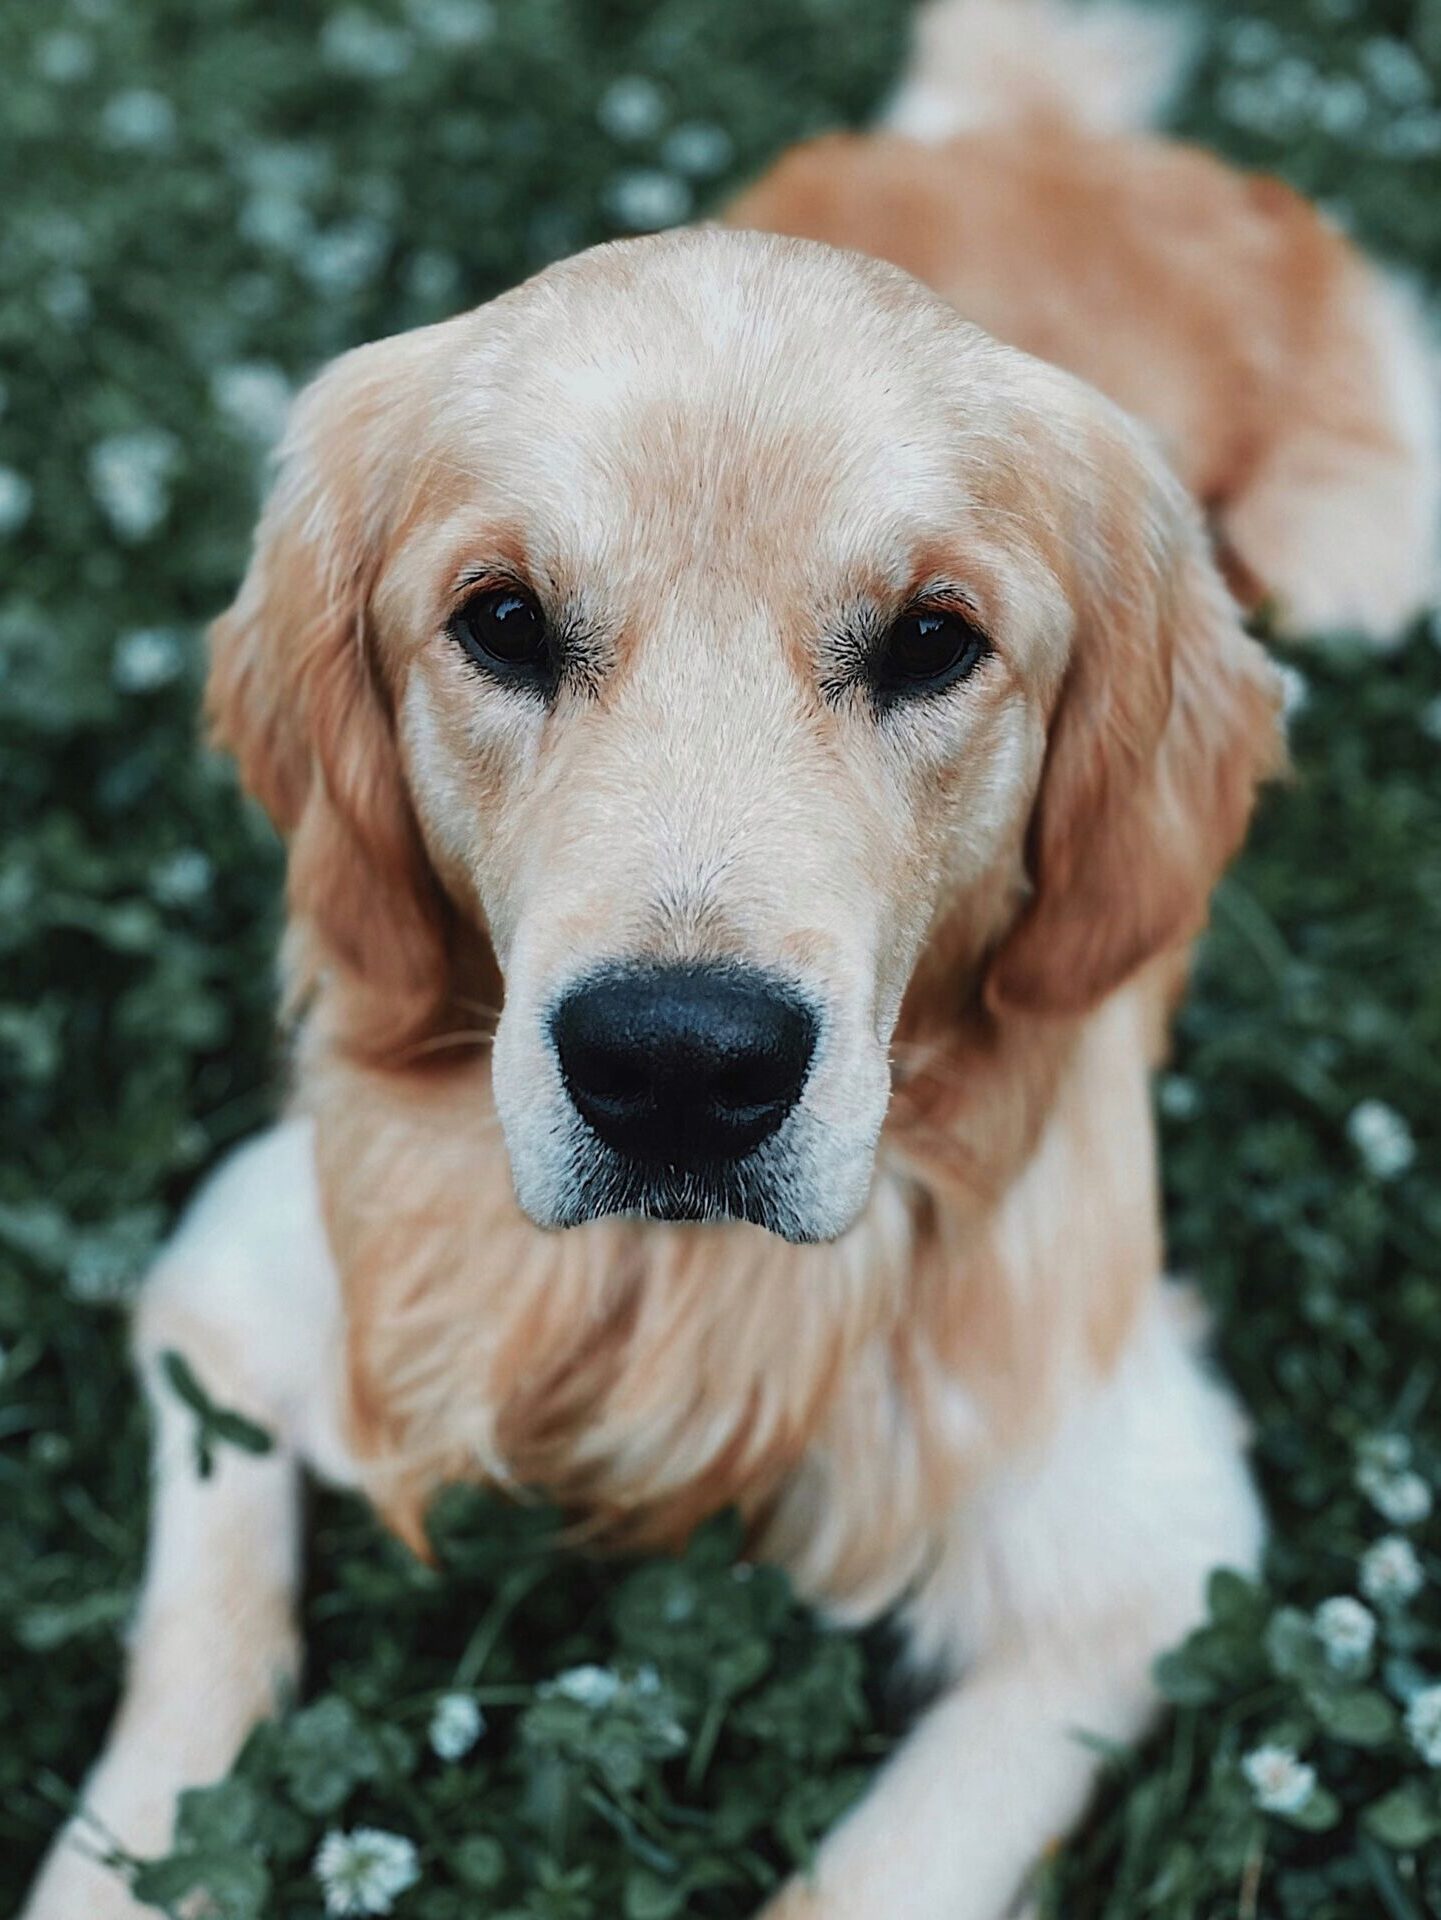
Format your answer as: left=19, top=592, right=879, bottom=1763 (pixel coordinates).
left=433, top=231, right=1033, bottom=567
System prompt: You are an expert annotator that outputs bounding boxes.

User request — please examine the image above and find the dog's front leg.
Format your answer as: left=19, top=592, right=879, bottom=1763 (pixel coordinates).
left=763, top=1289, right=1265, bottom=1920
left=22, top=1120, right=350, bottom=1920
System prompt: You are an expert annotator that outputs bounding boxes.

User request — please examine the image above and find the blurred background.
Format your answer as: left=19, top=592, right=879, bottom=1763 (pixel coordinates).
left=2, top=2, right=1439, bottom=1916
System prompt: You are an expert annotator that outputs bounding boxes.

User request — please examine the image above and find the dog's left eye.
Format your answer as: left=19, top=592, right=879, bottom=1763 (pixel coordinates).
left=875, top=607, right=989, bottom=698
left=451, top=586, right=553, bottom=687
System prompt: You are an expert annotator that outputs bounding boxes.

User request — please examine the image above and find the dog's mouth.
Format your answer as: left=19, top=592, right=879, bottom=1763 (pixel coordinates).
left=555, top=1142, right=822, bottom=1243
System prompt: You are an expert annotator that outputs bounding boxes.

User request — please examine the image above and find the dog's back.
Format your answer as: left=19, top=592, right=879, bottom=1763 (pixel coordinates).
left=728, top=0, right=1439, bottom=642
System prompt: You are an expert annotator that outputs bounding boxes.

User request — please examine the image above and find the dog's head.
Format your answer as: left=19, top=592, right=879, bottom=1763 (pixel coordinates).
left=211, top=229, right=1279, bottom=1243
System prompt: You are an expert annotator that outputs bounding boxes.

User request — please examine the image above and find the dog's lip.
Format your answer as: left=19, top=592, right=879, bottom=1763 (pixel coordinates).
left=549, top=1154, right=827, bottom=1243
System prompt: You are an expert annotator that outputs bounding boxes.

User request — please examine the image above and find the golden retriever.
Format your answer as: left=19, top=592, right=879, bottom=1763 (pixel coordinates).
left=24, top=2, right=1437, bottom=1916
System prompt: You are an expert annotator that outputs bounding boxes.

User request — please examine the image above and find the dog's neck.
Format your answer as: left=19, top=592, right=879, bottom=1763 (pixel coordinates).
left=304, top=977, right=1164, bottom=1604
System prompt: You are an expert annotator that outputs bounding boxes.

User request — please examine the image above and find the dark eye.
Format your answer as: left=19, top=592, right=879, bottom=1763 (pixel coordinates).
left=874, top=606, right=989, bottom=699
left=451, top=586, right=552, bottom=686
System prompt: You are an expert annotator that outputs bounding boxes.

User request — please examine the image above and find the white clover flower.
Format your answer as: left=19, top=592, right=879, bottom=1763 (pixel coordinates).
left=606, top=169, right=692, bottom=232
left=101, top=88, right=178, bottom=151
left=1313, top=1595, right=1376, bottom=1674
left=662, top=120, right=735, bottom=177
left=406, top=0, right=496, bottom=48
left=0, top=467, right=34, bottom=538
left=1225, top=17, right=1283, bottom=64
left=1158, top=1074, right=1200, bottom=1121
left=1361, top=1534, right=1425, bottom=1605
left=1375, top=113, right=1441, bottom=160
left=37, top=30, right=95, bottom=84
left=1407, top=1685, right=1441, bottom=1767
left=1347, top=1100, right=1416, bottom=1180
left=1242, top=1743, right=1318, bottom=1815
left=114, top=627, right=185, bottom=693
left=1273, top=662, right=1309, bottom=723
left=321, top=9, right=414, bottom=78
left=302, top=218, right=391, bottom=295
left=404, top=249, right=461, bottom=306
left=1359, top=1431, right=1413, bottom=1473
left=1361, top=36, right=1431, bottom=108
left=1360, top=1467, right=1434, bottom=1528
left=313, top=1828, right=420, bottom=1917
left=89, top=429, right=180, bottom=542
left=151, top=848, right=214, bottom=906
left=1313, top=76, right=1369, bottom=136
left=598, top=76, right=668, bottom=142
left=542, top=1663, right=623, bottom=1709
left=211, top=361, right=292, bottom=446
left=240, top=191, right=315, bottom=256
left=428, top=1690, right=485, bottom=1760
left=43, top=270, right=92, bottom=327
left=239, top=140, right=332, bottom=200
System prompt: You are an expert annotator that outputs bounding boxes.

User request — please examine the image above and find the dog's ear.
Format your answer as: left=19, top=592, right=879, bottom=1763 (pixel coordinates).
left=208, top=329, right=455, bottom=1059
left=985, top=402, right=1284, bottom=1018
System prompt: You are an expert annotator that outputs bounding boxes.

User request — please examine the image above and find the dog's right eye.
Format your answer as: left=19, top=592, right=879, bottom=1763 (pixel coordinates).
left=451, top=586, right=553, bottom=688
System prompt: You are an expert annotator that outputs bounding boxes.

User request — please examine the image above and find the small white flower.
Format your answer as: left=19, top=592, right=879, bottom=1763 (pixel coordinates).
left=0, top=467, right=34, bottom=537
left=1359, top=1463, right=1434, bottom=1528
left=151, top=848, right=213, bottom=906
left=37, top=30, right=96, bottom=84
left=1159, top=1074, right=1200, bottom=1120
left=1359, top=1432, right=1413, bottom=1473
left=1242, top=1743, right=1318, bottom=1815
left=542, top=1663, right=622, bottom=1709
left=302, top=218, right=391, bottom=294
left=1313, top=1596, right=1376, bottom=1673
left=606, top=168, right=692, bottom=232
left=1362, top=36, right=1431, bottom=108
left=211, top=361, right=292, bottom=446
left=1225, top=17, right=1283, bottom=64
left=114, top=627, right=184, bottom=693
left=1361, top=1534, right=1425, bottom=1605
left=1313, top=75, right=1368, bottom=136
left=313, top=1827, right=420, bottom=1917
left=429, top=1690, right=485, bottom=1761
left=1276, top=664, right=1310, bottom=723
left=598, top=76, right=668, bottom=142
left=101, top=88, right=178, bottom=151
left=240, top=191, right=314, bottom=256
left=662, top=121, right=735, bottom=177
left=89, top=429, right=180, bottom=542
left=1375, top=112, right=1441, bottom=160
left=1407, top=1685, right=1441, bottom=1767
left=404, top=249, right=460, bottom=306
left=239, top=140, right=332, bottom=200
left=321, top=10, right=414, bottom=78
left=42, top=270, right=92, bottom=326
left=1347, top=1100, right=1416, bottom=1180
left=406, top=0, right=496, bottom=48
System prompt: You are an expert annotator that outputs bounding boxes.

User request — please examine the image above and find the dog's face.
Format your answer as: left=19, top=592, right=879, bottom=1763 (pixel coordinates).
left=212, top=230, right=1278, bottom=1242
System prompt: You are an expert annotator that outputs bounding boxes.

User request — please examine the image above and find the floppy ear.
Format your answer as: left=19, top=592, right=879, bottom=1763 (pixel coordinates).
left=207, top=331, right=455, bottom=1060
left=986, top=404, right=1284, bottom=1018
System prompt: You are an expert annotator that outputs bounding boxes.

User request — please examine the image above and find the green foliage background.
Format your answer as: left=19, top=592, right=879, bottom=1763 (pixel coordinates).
left=2, top=0, right=1440, bottom=1915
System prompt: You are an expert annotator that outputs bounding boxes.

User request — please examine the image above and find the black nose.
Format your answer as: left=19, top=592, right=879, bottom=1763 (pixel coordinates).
left=552, top=964, right=817, bottom=1167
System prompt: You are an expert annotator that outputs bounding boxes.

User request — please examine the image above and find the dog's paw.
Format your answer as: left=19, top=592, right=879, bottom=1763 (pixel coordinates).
left=18, top=1828, right=153, bottom=1920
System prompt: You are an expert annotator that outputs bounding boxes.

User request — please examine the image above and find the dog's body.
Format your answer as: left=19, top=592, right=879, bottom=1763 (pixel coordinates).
left=24, top=4, right=1438, bottom=1917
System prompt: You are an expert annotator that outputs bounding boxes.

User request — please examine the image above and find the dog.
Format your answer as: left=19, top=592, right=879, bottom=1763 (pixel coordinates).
left=23, top=2, right=1438, bottom=1916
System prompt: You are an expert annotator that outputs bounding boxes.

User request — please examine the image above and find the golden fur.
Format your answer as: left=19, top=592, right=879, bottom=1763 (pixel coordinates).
left=41, top=3, right=1441, bottom=1911
left=206, top=218, right=1282, bottom=1574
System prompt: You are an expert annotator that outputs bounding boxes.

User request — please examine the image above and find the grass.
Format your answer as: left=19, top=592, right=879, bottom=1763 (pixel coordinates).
left=1, top=0, right=1439, bottom=1915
